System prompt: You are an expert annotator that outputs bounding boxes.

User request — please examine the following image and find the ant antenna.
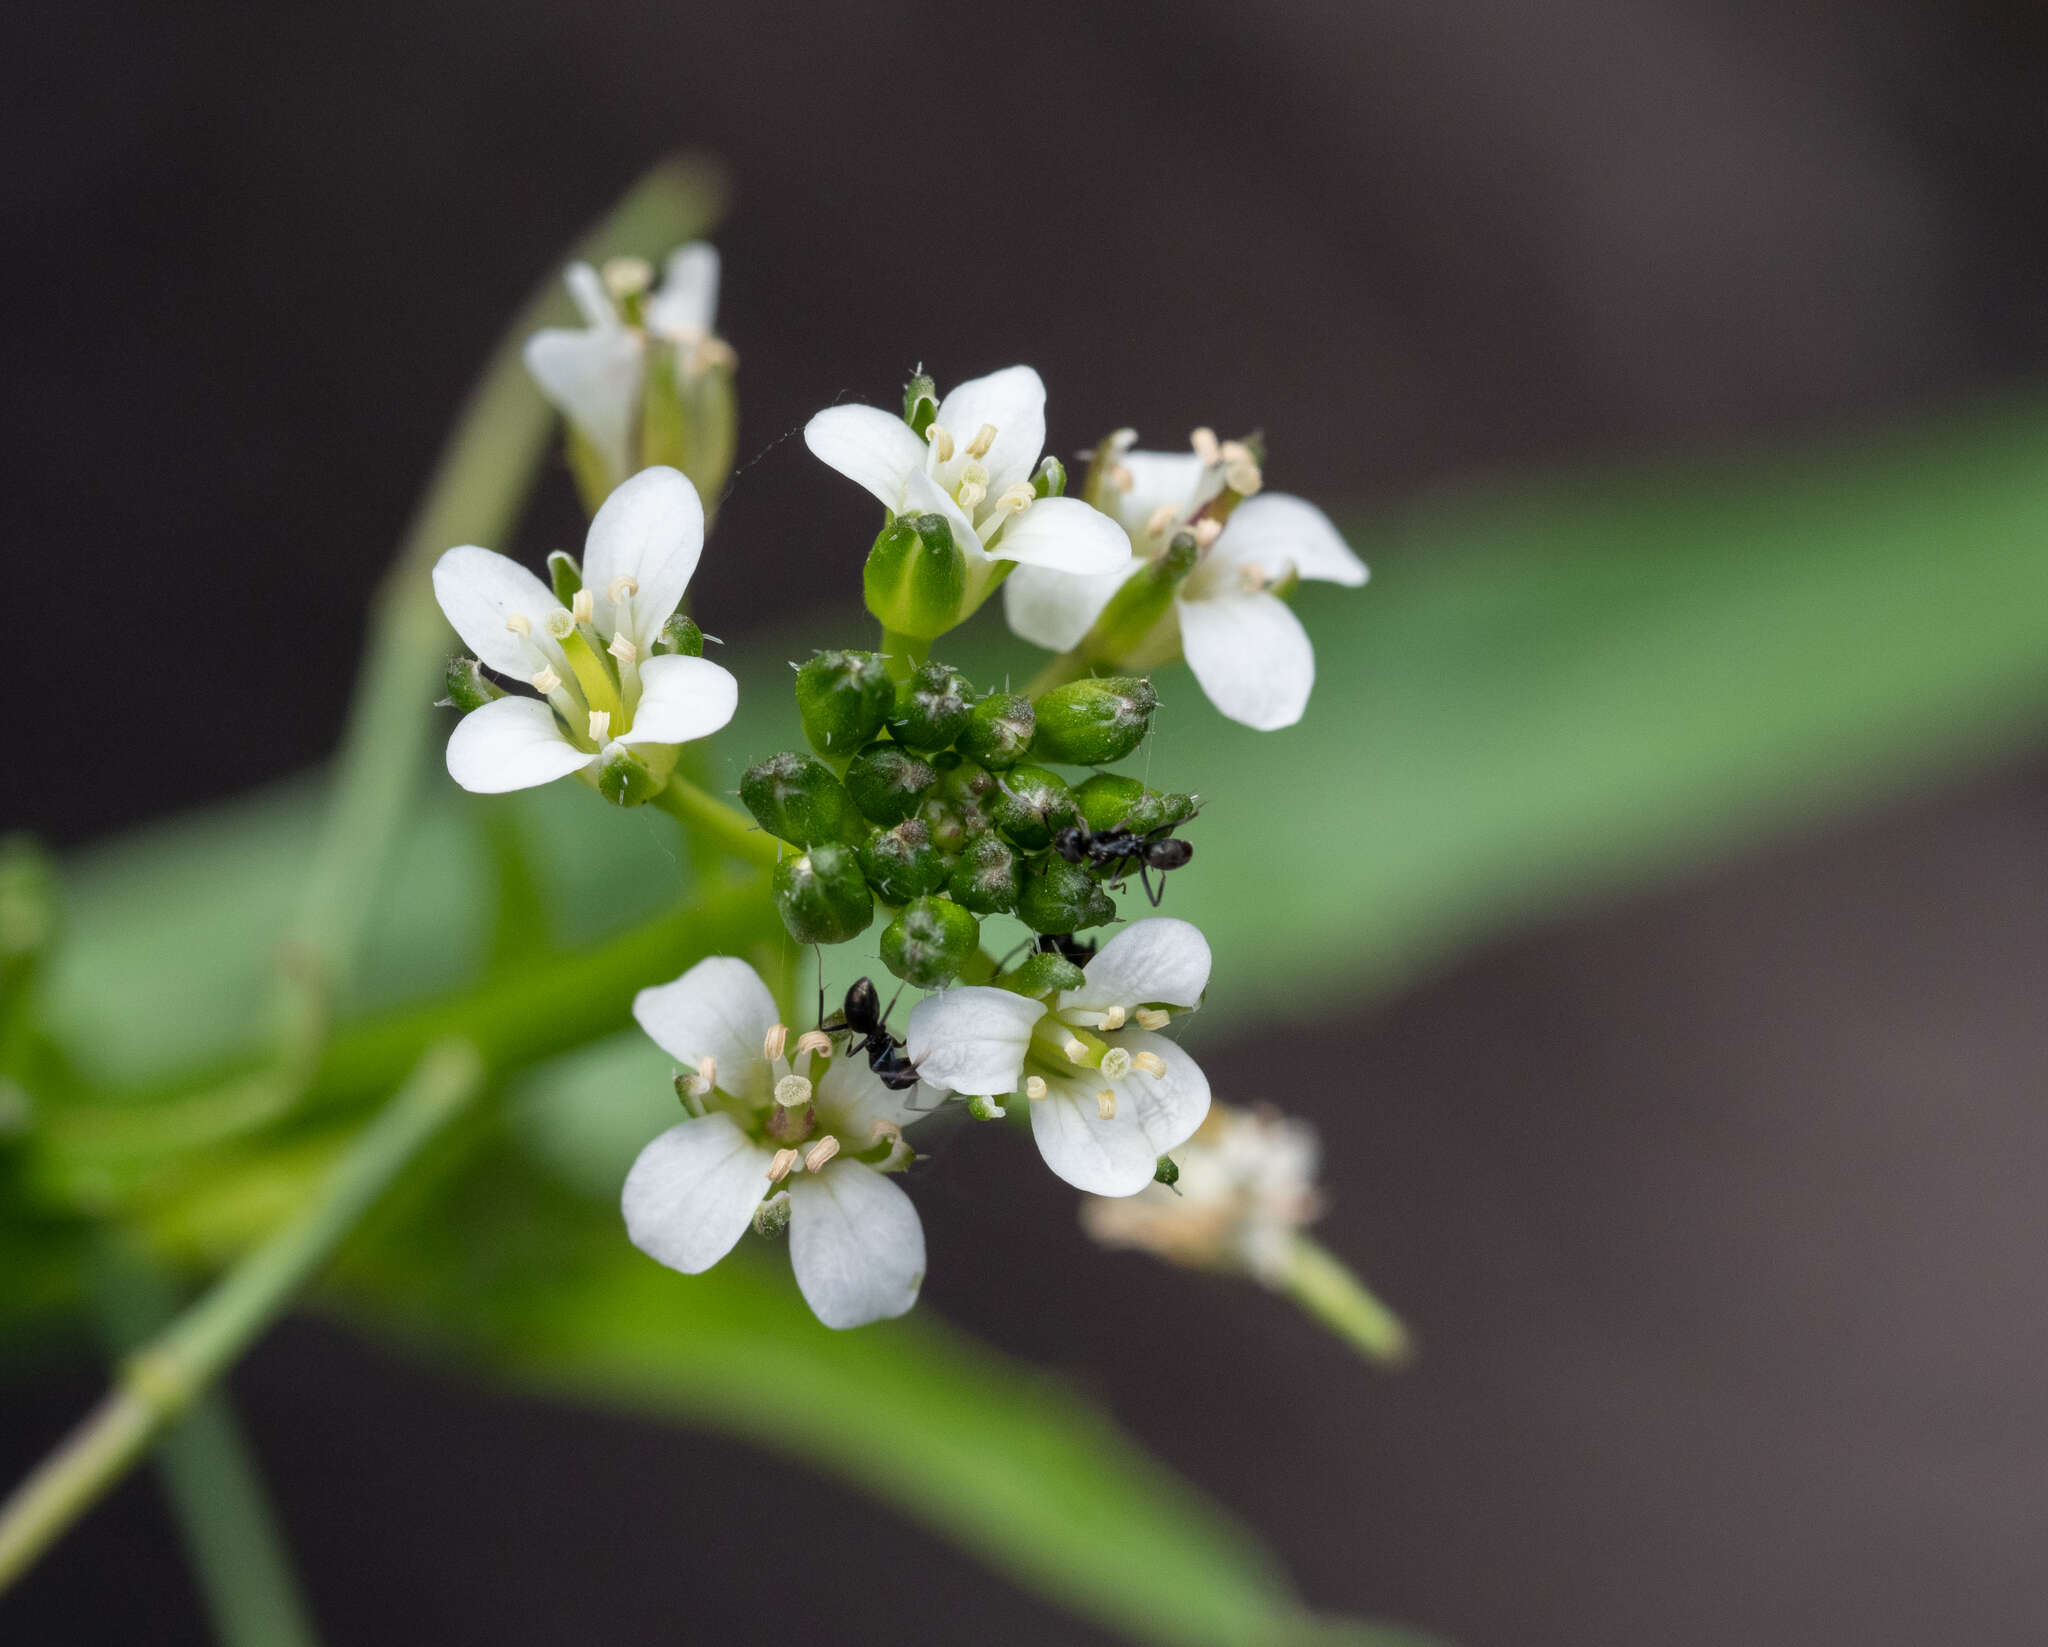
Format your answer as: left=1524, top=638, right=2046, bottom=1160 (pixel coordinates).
left=813, top=946, right=826, bottom=1029
left=881, top=979, right=907, bottom=1025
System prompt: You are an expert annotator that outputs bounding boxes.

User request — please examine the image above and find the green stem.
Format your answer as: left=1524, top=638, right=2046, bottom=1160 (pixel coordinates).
left=880, top=629, right=930, bottom=682
left=651, top=775, right=781, bottom=870
left=0, top=1042, right=483, bottom=1594
left=1279, top=1235, right=1413, bottom=1367
left=1023, top=650, right=1092, bottom=696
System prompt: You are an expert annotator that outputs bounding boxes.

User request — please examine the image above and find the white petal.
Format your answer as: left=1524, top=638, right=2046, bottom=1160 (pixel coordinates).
left=987, top=497, right=1136, bottom=574
left=905, top=987, right=1045, bottom=1096
left=1179, top=590, right=1316, bottom=731
left=1112, top=449, right=1205, bottom=534
left=622, top=1113, right=774, bottom=1274
left=582, top=466, right=704, bottom=654
left=900, top=467, right=988, bottom=560
left=444, top=696, right=593, bottom=794
left=1001, top=561, right=1133, bottom=653
left=643, top=242, right=719, bottom=339
left=804, top=404, right=927, bottom=513
left=931, top=365, right=1045, bottom=498
left=1062, top=917, right=1212, bottom=1015
left=563, top=262, right=619, bottom=330
left=817, top=1054, right=938, bottom=1140
left=523, top=326, right=643, bottom=485
left=788, top=1161, right=925, bottom=1328
left=432, top=546, right=570, bottom=678
left=1029, top=1030, right=1210, bottom=1196
left=616, top=654, right=738, bottom=748
left=1211, top=493, right=1367, bottom=587
left=631, top=955, right=780, bottom=1102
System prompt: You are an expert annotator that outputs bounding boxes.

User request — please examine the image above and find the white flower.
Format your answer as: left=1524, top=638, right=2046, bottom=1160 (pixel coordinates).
left=432, top=466, right=736, bottom=794
left=906, top=918, right=1213, bottom=1196
left=1003, top=433, right=1368, bottom=731
left=1080, top=1103, right=1324, bottom=1282
left=621, top=956, right=930, bottom=1329
left=803, top=365, right=1135, bottom=610
left=523, top=245, right=731, bottom=487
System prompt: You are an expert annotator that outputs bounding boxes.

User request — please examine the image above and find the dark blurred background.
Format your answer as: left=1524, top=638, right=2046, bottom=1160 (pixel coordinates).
left=7, top=1, right=2048, bottom=1642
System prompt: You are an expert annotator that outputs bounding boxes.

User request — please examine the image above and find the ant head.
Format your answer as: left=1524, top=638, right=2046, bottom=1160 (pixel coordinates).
left=1051, top=825, right=1090, bottom=863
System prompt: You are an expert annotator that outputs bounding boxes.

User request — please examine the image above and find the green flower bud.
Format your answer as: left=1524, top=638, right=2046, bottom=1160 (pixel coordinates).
left=1017, top=857, right=1117, bottom=934
left=946, top=833, right=1022, bottom=915
left=547, top=549, right=583, bottom=606
left=598, top=746, right=663, bottom=807
left=1032, top=454, right=1066, bottom=498
left=752, top=1191, right=793, bottom=1239
left=795, top=650, right=893, bottom=756
left=903, top=371, right=939, bottom=438
left=1152, top=1156, right=1180, bottom=1188
left=917, top=792, right=985, bottom=858
left=865, top=513, right=966, bottom=641
left=441, top=656, right=503, bottom=713
left=1073, top=773, right=1146, bottom=832
left=886, top=662, right=976, bottom=751
left=655, top=613, right=705, bottom=657
left=881, top=895, right=981, bottom=988
left=958, top=692, right=1035, bottom=769
left=845, top=741, right=938, bottom=827
left=773, top=844, right=874, bottom=945
left=966, top=1094, right=1007, bottom=1121
left=858, top=819, right=947, bottom=904
left=996, top=949, right=1086, bottom=1000
left=988, top=765, right=1081, bottom=850
left=741, top=752, right=863, bottom=847
left=1122, top=788, right=1200, bottom=834
left=1031, top=677, right=1158, bottom=766
left=932, top=753, right=996, bottom=810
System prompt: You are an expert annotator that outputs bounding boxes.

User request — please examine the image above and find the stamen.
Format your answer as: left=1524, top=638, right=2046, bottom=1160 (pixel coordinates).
left=1190, top=427, right=1221, bottom=465
left=504, top=613, right=532, bottom=636
left=686, top=1054, right=718, bottom=1097
left=587, top=710, right=611, bottom=742
left=1192, top=518, right=1224, bottom=549
left=1135, top=1008, right=1171, bottom=1031
left=1108, top=463, right=1134, bottom=493
left=794, top=1029, right=834, bottom=1060
left=1237, top=561, right=1268, bottom=593
left=1025, top=1076, right=1047, bottom=1101
left=926, top=423, right=955, bottom=463
left=803, top=1135, right=841, bottom=1172
left=690, top=336, right=737, bottom=372
left=966, top=422, right=997, bottom=459
left=870, top=1118, right=903, bottom=1144
left=993, top=482, right=1035, bottom=516
left=1225, top=458, right=1263, bottom=496
left=607, top=575, right=639, bottom=602
left=1096, top=1089, right=1117, bottom=1120
left=608, top=632, right=638, bottom=665
left=763, top=1024, right=789, bottom=1062
left=601, top=255, right=653, bottom=300
left=530, top=666, right=562, bottom=693
left=767, top=1148, right=798, bottom=1184
left=773, top=1074, right=813, bottom=1108
left=1061, top=1037, right=1090, bottom=1065
left=1219, top=439, right=1254, bottom=467
left=1099, top=1005, right=1127, bottom=1031
left=571, top=588, right=595, bottom=625
left=1145, top=505, right=1178, bottom=538
left=1132, top=1051, right=1167, bottom=1078
left=955, top=481, right=987, bottom=514
left=1099, top=1047, right=1133, bottom=1079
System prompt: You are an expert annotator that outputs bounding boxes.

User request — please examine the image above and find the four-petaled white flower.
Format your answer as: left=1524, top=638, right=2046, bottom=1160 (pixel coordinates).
left=433, top=466, right=737, bottom=794
left=1004, top=433, right=1368, bottom=731
left=622, top=956, right=929, bottom=1329
left=524, top=245, right=731, bottom=488
left=906, top=918, right=1214, bottom=1196
left=803, top=365, right=1135, bottom=609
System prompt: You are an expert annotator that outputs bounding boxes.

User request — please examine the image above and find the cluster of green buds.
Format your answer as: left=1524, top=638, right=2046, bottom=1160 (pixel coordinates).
left=740, top=653, right=1198, bottom=988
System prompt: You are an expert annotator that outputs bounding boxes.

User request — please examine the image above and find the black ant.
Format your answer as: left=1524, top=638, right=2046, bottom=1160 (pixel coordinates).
left=822, top=975, right=922, bottom=1091
left=1036, top=931, right=1098, bottom=968
left=1051, top=820, right=1195, bottom=907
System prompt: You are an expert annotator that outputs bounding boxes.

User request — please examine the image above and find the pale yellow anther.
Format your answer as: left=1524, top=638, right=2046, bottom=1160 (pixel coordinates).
left=1096, top=1088, right=1117, bottom=1120
left=1237, top=561, right=1268, bottom=593
left=994, top=482, right=1036, bottom=515
left=685, top=1054, right=717, bottom=1097
left=1132, top=1051, right=1167, bottom=1078
left=608, top=632, right=638, bottom=665
left=966, top=422, right=998, bottom=459
left=1108, top=464, right=1134, bottom=493
left=1135, top=1008, right=1171, bottom=1031
left=601, top=255, right=653, bottom=299
left=870, top=1117, right=903, bottom=1144
left=1025, top=1076, right=1047, bottom=1101
left=530, top=666, right=562, bottom=694
left=763, top=1023, right=789, bottom=1062
left=1100, top=1047, right=1132, bottom=1079
left=804, top=1135, right=841, bottom=1172
left=773, top=1073, right=813, bottom=1108
left=690, top=336, right=737, bottom=372
left=956, top=480, right=987, bottom=514
left=1191, top=427, right=1221, bottom=465
left=1219, top=439, right=1254, bottom=467
left=927, top=423, right=956, bottom=462
left=608, top=575, right=639, bottom=603
left=1225, top=457, right=1264, bottom=496
left=1100, top=1005, right=1128, bottom=1030
left=1145, top=504, right=1178, bottom=538
left=1192, top=518, right=1224, bottom=549
left=571, top=588, right=595, bottom=625
left=504, top=613, right=533, bottom=636
left=767, top=1148, right=798, bottom=1184
left=794, top=1029, right=834, bottom=1060
left=587, top=710, right=612, bottom=742
left=1061, top=1038, right=1090, bottom=1065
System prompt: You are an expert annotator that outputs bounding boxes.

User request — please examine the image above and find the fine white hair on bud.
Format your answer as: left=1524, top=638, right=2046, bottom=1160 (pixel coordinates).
left=504, top=612, right=533, bottom=636
left=803, top=1135, right=841, bottom=1172
left=966, top=422, right=998, bottom=459
left=530, top=666, right=561, bottom=693
left=1135, top=1008, right=1171, bottom=1031
left=1190, top=427, right=1221, bottom=465
left=767, top=1147, right=798, bottom=1183
left=608, top=574, right=639, bottom=602
left=586, top=710, right=611, bottom=742
left=1096, top=1088, right=1117, bottom=1120
left=1132, top=1051, right=1167, bottom=1078
left=608, top=632, right=638, bottom=664
left=773, top=1073, right=813, bottom=1108
left=1025, top=1076, right=1047, bottom=1100
left=763, top=1023, right=789, bottom=1062
left=926, top=422, right=956, bottom=462
left=571, top=588, right=595, bottom=625
left=1099, top=1046, right=1133, bottom=1079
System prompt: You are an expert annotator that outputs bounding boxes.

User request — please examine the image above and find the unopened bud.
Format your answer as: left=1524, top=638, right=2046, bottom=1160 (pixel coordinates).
left=995, top=950, right=1086, bottom=1000
left=741, top=752, right=864, bottom=847
left=886, top=662, right=976, bottom=752
left=753, top=1191, right=792, bottom=1238
left=1152, top=1156, right=1180, bottom=1188
left=967, top=1094, right=1008, bottom=1121
left=857, top=818, right=948, bottom=905
left=1016, top=858, right=1117, bottom=935
left=845, top=742, right=939, bottom=827
left=958, top=692, right=1036, bottom=769
left=655, top=612, right=705, bottom=657
left=441, top=656, right=503, bottom=713
left=794, top=650, right=893, bottom=756
left=1031, top=677, right=1158, bottom=766
left=1072, top=773, right=1146, bottom=833
left=879, top=895, right=981, bottom=990
left=865, top=513, right=966, bottom=641
left=772, top=844, right=874, bottom=946
left=597, top=745, right=661, bottom=807
left=946, top=832, right=1023, bottom=915
left=987, top=765, right=1081, bottom=850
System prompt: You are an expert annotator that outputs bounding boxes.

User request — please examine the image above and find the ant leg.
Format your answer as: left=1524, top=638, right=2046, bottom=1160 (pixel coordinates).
left=813, top=946, right=826, bottom=1029
left=1141, top=863, right=1166, bottom=907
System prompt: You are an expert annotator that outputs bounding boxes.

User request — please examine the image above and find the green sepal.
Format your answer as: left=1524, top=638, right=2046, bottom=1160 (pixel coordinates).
left=1031, top=677, right=1158, bottom=766
left=740, top=752, right=864, bottom=846
left=845, top=742, right=939, bottom=827
left=795, top=650, right=894, bottom=756
left=441, top=656, right=504, bottom=713
left=996, top=950, right=1086, bottom=1000
left=879, top=896, right=980, bottom=989
left=946, top=833, right=1022, bottom=915
left=887, top=662, right=976, bottom=751
left=1017, top=858, right=1117, bottom=934
left=547, top=550, right=584, bottom=606
left=903, top=371, right=939, bottom=438
left=858, top=820, right=948, bottom=905
left=958, top=692, right=1036, bottom=769
left=1073, top=773, right=1145, bottom=832
left=1152, top=1156, right=1180, bottom=1188
left=597, top=747, right=663, bottom=808
left=865, top=514, right=967, bottom=641
left=1078, top=540, right=1194, bottom=666
left=655, top=613, right=705, bottom=657
left=773, top=844, right=874, bottom=945
left=1032, top=455, right=1067, bottom=499
left=988, top=766, right=1081, bottom=850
